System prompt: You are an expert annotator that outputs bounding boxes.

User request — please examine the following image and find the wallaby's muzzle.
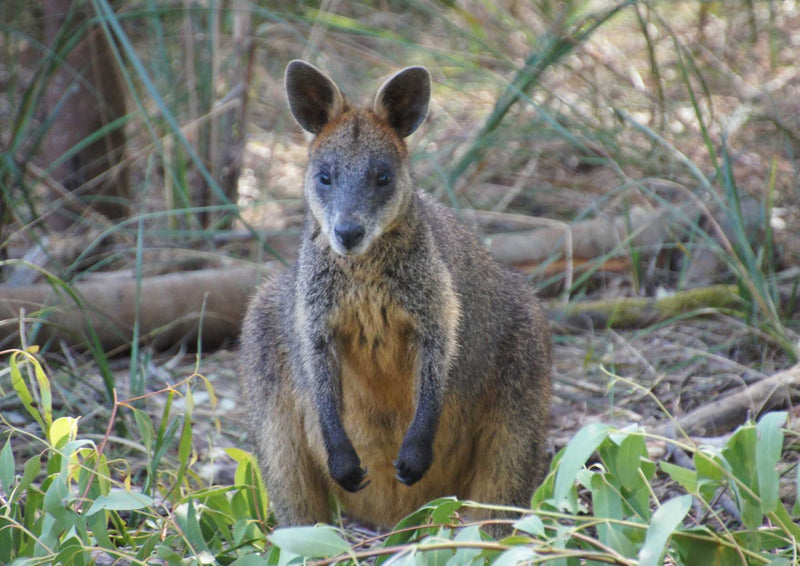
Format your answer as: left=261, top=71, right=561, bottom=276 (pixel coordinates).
left=334, top=221, right=366, bottom=251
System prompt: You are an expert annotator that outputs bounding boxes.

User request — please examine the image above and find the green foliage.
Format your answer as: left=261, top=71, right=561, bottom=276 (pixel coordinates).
left=261, top=412, right=799, bottom=565
left=3, top=343, right=800, bottom=564
left=0, top=348, right=270, bottom=565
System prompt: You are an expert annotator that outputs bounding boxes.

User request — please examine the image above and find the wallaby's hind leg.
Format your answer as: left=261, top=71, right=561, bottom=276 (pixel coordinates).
left=251, top=387, right=331, bottom=526
left=463, top=413, right=547, bottom=510
left=240, top=283, right=331, bottom=526
left=462, top=303, right=551, bottom=522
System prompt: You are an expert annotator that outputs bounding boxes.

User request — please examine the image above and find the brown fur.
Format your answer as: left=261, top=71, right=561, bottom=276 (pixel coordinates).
left=239, top=61, right=552, bottom=530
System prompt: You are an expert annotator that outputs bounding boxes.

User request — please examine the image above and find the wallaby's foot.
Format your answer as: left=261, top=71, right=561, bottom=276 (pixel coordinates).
left=329, top=445, right=370, bottom=492
left=394, top=437, right=433, bottom=486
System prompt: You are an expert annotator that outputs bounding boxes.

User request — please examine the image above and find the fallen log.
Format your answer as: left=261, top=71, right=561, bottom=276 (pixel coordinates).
left=484, top=204, right=696, bottom=270
left=657, top=363, right=800, bottom=437
left=0, top=264, right=281, bottom=351
left=547, top=285, right=743, bottom=329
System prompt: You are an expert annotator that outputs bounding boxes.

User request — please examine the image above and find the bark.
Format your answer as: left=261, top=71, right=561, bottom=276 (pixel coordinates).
left=0, top=265, right=280, bottom=351
left=658, top=363, right=800, bottom=437
left=485, top=204, right=698, bottom=271
left=42, top=0, right=129, bottom=230
left=547, top=285, right=743, bottom=329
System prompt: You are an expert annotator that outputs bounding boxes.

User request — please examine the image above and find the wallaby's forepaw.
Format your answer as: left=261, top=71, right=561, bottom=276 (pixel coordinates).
left=329, top=448, right=370, bottom=492
left=394, top=440, right=433, bottom=486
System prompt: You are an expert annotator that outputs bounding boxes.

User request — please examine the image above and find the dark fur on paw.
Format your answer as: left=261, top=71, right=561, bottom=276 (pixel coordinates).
left=329, top=447, right=370, bottom=492
left=394, top=439, right=433, bottom=486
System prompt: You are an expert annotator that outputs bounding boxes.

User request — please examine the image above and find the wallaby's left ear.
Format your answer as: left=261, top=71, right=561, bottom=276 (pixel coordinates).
left=374, top=66, right=431, bottom=138
left=285, top=60, right=346, bottom=134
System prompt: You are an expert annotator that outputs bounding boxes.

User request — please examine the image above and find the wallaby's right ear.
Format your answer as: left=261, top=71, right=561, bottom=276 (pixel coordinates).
left=285, top=60, right=346, bottom=134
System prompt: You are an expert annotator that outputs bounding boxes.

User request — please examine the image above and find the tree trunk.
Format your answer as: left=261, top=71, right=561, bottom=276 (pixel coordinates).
left=42, top=0, right=129, bottom=231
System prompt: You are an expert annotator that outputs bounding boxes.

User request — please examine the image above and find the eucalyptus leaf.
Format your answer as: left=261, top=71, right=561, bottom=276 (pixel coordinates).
left=86, top=489, right=154, bottom=516
left=0, top=438, right=14, bottom=494
left=492, top=546, right=537, bottom=566
left=756, top=411, right=786, bottom=514
left=553, top=423, right=611, bottom=510
left=513, top=514, right=545, bottom=537
left=268, top=526, right=350, bottom=558
left=638, top=494, right=692, bottom=566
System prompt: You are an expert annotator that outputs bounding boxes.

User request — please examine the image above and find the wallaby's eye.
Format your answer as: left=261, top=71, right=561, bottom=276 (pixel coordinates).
left=318, top=172, right=332, bottom=186
left=376, top=173, right=392, bottom=187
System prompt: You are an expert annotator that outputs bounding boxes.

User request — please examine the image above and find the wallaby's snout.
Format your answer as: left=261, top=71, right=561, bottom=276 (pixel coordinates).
left=334, top=220, right=365, bottom=251
left=285, top=60, right=431, bottom=257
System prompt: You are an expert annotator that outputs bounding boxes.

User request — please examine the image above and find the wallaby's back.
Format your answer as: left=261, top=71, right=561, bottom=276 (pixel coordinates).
left=239, top=61, right=551, bottom=529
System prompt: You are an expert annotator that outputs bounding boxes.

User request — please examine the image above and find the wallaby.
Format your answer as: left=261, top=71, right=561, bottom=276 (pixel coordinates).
left=239, top=60, right=552, bottom=529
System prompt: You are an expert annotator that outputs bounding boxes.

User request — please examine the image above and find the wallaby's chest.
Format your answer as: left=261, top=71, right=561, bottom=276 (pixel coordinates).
left=333, top=281, right=417, bottom=409
left=330, top=279, right=415, bottom=430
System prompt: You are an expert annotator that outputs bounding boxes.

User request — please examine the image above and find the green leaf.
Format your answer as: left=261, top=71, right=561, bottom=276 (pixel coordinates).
left=554, top=423, right=611, bottom=509
left=431, top=497, right=462, bottom=524
left=14, top=455, right=40, bottom=505
left=180, top=498, right=210, bottom=555
left=672, top=530, right=741, bottom=565
left=722, top=425, right=762, bottom=529
left=446, top=525, right=482, bottom=566
left=48, top=417, right=78, bottom=448
left=32, top=354, right=53, bottom=431
left=795, top=459, right=800, bottom=516
left=179, top=390, right=194, bottom=464
left=756, top=411, right=786, bottom=514
left=86, top=488, right=154, bottom=516
left=43, top=473, right=74, bottom=529
left=419, top=535, right=453, bottom=566
left=268, top=526, right=350, bottom=558
left=660, top=461, right=697, bottom=493
left=615, top=434, right=646, bottom=491
left=0, top=438, right=14, bottom=494
left=590, top=473, right=636, bottom=558
left=513, top=514, right=545, bottom=537
left=693, top=448, right=724, bottom=503
left=10, top=352, right=46, bottom=433
left=771, top=498, right=800, bottom=540
left=491, top=546, right=537, bottom=566
left=88, top=510, right=113, bottom=551
left=638, top=494, right=692, bottom=566
left=134, top=408, right=155, bottom=456
left=52, top=536, right=88, bottom=566
left=386, top=552, right=422, bottom=566
left=694, top=449, right=724, bottom=482
left=230, top=555, right=270, bottom=566
left=378, top=499, right=446, bottom=557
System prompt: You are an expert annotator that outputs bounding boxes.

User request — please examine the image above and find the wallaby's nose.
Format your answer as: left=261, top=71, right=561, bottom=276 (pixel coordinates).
left=334, top=222, right=365, bottom=250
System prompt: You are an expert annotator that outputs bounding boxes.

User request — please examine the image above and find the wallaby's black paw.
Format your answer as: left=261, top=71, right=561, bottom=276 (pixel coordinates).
left=394, top=440, right=433, bottom=486
left=329, top=448, right=370, bottom=492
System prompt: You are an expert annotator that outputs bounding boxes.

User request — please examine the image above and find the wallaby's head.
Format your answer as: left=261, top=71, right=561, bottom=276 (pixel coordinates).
left=285, top=60, right=430, bottom=256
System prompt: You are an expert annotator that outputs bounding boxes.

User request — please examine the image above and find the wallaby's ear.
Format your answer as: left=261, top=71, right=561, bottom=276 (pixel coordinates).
left=373, top=66, right=430, bottom=138
left=285, top=60, right=346, bottom=134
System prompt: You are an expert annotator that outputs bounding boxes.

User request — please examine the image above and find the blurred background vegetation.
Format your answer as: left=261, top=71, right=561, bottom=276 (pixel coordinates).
left=1, top=0, right=800, bottom=563
left=2, top=0, right=798, bottom=321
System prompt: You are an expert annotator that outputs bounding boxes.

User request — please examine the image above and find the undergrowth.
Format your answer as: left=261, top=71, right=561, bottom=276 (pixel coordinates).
left=1, top=347, right=799, bottom=565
